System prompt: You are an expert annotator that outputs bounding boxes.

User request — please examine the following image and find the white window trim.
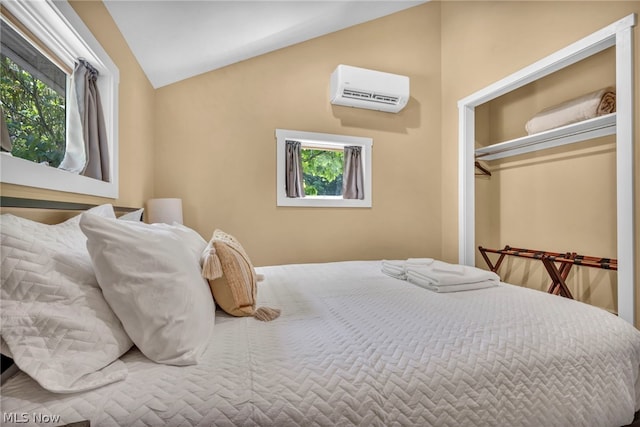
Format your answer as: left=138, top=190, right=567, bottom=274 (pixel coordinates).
left=0, top=0, right=119, bottom=199
left=276, top=129, right=372, bottom=208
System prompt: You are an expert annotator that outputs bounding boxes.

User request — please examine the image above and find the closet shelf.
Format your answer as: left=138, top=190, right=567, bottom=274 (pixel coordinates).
left=475, top=113, right=617, bottom=161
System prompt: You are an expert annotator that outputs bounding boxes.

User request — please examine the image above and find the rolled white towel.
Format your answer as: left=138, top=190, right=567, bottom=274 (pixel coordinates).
left=525, top=87, right=616, bottom=135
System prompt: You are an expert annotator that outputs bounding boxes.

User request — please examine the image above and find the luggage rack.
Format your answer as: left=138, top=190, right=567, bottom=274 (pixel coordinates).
left=478, top=245, right=617, bottom=299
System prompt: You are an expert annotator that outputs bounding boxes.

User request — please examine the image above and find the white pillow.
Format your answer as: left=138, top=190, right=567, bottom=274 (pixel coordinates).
left=0, top=203, right=116, bottom=360
left=84, top=203, right=117, bottom=219
left=156, top=221, right=208, bottom=261
left=79, top=213, right=215, bottom=365
left=118, top=208, right=144, bottom=222
left=0, top=204, right=132, bottom=393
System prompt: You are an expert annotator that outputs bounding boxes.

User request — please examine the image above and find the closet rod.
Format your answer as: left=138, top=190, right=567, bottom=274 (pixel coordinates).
left=474, top=161, right=491, bottom=176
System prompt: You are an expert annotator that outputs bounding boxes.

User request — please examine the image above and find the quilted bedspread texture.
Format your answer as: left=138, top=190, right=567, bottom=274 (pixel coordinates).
left=2, top=261, right=640, bottom=427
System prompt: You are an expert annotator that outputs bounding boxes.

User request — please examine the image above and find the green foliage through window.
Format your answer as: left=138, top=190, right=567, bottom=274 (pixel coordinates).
left=301, top=148, right=343, bottom=196
left=1, top=55, right=66, bottom=167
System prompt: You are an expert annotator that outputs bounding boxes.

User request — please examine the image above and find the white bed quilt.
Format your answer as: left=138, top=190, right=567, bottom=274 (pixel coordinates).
left=2, top=261, right=640, bottom=427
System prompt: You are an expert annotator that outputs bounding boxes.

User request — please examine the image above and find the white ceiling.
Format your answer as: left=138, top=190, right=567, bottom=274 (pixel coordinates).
left=103, top=1, right=427, bottom=88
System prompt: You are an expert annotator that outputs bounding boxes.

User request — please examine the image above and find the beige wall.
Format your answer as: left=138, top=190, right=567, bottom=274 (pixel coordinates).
left=4, top=0, right=640, bottom=320
left=154, top=3, right=443, bottom=266
left=0, top=0, right=155, bottom=209
left=440, top=1, right=640, bottom=317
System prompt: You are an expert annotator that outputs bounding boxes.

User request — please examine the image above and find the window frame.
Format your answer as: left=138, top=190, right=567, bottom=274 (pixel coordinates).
left=0, top=0, right=119, bottom=199
left=275, top=129, right=372, bottom=208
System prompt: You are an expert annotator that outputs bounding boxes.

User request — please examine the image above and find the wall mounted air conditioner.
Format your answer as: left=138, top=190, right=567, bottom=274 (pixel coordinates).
left=330, top=65, right=410, bottom=113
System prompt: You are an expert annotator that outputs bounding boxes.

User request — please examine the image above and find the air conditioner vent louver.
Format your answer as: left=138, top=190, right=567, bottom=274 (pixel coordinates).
left=343, top=89, right=372, bottom=100
left=330, top=65, right=409, bottom=113
left=342, top=90, right=399, bottom=105
left=372, top=94, right=399, bottom=104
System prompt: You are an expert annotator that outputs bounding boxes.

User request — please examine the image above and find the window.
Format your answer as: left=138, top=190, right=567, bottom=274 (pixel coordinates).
left=301, top=146, right=344, bottom=197
left=1, top=22, right=67, bottom=167
left=0, top=1, right=119, bottom=198
left=276, top=129, right=372, bottom=208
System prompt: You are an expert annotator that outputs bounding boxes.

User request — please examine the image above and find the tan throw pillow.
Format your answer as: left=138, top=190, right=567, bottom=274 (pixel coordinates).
left=202, top=230, right=280, bottom=321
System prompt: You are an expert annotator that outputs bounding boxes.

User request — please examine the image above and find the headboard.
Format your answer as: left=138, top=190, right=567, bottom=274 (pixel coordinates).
left=0, top=196, right=139, bottom=223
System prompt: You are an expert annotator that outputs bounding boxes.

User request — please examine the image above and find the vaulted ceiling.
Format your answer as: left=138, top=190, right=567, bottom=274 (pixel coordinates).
left=103, top=1, right=427, bottom=88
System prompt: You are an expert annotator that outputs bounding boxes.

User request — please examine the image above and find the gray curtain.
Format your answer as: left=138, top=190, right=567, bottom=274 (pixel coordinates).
left=342, top=146, right=364, bottom=199
left=76, top=59, right=110, bottom=182
left=285, top=140, right=304, bottom=198
left=0, top=106, right=11, bottom=152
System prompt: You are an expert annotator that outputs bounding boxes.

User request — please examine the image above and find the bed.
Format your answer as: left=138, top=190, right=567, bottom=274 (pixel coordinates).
left=1, top=202, right=640, bottom=427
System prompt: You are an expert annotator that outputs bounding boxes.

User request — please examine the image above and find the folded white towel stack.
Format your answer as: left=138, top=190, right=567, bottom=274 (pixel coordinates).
left=381, top=260, right=407, bottom=280
left=405, top=260, right=499, bottom=293
left=410, top=280, right=497, bottom=293
left=407, top=260, right=498, bottom=286
left=381, top=258, right=433, bottom=280
left=382, top=258, right=498, bottom=293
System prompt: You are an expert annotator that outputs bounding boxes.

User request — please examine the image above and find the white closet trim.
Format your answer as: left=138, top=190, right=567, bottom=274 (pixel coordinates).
left=457, top=13, right=636, bottom=324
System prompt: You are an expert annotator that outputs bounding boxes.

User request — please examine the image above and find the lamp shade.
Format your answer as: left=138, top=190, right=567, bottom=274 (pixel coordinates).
left=146, top=198, right=183, bottom=224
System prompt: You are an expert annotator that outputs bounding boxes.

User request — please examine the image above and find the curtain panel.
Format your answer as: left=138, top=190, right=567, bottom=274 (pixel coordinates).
left=59, top=59, right=110, bottom=182
left=0, top=106, right=11, bottom=152
left=342, top=146, right=364, bottom=200
left=285, top=140, right=304, bottom=198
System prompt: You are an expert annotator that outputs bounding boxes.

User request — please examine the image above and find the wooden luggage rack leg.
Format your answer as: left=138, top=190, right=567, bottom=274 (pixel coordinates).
left=541, top=253, right=576, bottom=298
left=479, top=245, right=509, bottom=273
